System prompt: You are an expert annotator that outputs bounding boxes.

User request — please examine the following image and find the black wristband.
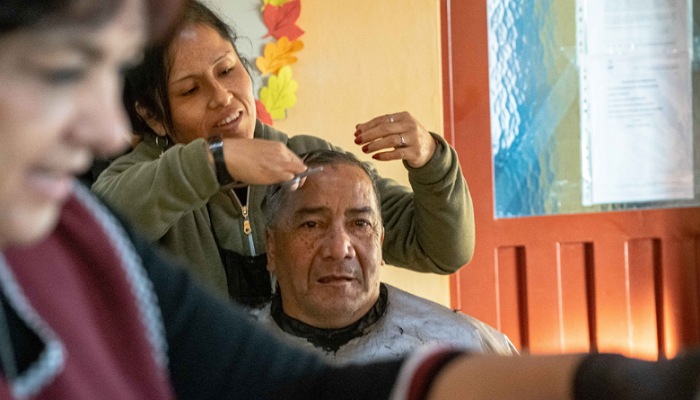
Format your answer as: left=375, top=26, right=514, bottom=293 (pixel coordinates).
left=574, top=352, right=700, bottom=400
left=207, top=135, right=236, bottom=188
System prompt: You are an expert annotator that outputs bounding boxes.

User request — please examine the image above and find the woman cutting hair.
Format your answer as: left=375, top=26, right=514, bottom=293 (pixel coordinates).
left=92, top=0, right=475, bottom=307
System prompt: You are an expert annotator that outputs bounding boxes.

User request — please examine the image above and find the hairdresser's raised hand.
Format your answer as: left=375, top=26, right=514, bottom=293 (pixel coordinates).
left=221, top=138, right=307, bottom=185
left=354, top=111, right=437, bottom=169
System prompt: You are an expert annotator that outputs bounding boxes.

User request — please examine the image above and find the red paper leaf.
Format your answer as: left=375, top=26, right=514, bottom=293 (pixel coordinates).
left=263, top=0, right=304, bottom=41
left=255, top=99, right=274, bottom=126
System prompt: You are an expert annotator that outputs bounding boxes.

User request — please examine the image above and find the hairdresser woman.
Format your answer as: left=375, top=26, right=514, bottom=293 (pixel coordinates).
left=92, top=0, right=475, bottom=307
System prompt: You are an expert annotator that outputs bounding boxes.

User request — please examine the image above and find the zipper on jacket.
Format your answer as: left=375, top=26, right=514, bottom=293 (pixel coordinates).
left=230, top=188, right=256, bottom=256
left=241, top=204, right=256, bottom=255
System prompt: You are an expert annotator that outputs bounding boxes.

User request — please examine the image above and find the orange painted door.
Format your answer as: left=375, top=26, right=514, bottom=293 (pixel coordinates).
left=441, top=0, right=700, bottom=359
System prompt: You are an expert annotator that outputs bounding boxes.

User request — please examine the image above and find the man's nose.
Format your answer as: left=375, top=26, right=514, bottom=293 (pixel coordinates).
left=321, top=223, right=356, bottom=260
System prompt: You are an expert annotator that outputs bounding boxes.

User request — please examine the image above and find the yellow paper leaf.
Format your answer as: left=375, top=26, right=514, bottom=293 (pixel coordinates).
left=260, top=66, right=298, bottom=120
left=261, top=0, right=292, bottom=10
left=255, top=37, right=304, bottom=75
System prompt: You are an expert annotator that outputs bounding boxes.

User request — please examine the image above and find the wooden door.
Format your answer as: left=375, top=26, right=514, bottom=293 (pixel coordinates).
left=441, top=0, right=700, bottom=359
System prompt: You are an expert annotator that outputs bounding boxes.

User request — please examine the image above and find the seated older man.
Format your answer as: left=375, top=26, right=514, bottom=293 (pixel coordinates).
left=253, top=149, right=516, bottom=365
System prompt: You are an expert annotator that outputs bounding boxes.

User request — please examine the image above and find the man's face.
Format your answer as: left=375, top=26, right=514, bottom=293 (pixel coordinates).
left=266, top=163, right=384, bottom=329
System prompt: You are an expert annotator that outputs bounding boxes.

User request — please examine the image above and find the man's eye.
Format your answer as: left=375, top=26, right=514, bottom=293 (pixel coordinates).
left=354, top=220, right=371, bottom=227
left=301, top=221, right=318, bottom=228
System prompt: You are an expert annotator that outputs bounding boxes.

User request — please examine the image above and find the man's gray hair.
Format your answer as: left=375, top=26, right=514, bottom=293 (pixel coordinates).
left=262, top=149, right=381, bottom=229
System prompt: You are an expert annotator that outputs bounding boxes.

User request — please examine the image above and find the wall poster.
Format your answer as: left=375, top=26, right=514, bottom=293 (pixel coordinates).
left=486, top=0, right=699, bottom=218
left=578, top=0, right=693, bottom=205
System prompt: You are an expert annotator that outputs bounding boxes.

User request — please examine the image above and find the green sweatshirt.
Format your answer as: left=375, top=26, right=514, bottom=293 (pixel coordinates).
left=93, top=121, right=474, bottom=299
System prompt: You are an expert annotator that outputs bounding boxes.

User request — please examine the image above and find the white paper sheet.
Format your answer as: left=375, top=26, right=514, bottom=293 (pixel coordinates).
left=578, top=0, right=693, bottom=205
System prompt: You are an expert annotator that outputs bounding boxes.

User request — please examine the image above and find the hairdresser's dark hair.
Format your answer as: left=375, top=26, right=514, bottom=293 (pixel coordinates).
left=123, top=0, right=252, bottom=138
left=0, top=0, right=183, bottom=40
left=262, top=150, right=382, bottom=229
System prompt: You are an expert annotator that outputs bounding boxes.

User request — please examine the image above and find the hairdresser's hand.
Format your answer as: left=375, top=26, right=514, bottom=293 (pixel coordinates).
left=221, top=138, right=307, bottom=185
left=354, top=111, right=437, bottom=169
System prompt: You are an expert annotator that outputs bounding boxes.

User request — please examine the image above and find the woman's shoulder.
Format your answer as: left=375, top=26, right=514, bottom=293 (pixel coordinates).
left=256, top=121, right=286, bottom=141
left=110, top=140, right=159, bottom=165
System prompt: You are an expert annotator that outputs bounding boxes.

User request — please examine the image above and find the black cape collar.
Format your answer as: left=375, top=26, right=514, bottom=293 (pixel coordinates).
left=271, top=283, right=388, bottom=352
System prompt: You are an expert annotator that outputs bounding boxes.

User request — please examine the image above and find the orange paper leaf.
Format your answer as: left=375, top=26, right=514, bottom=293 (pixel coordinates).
left=255, top=37, right=304, bottom=75
left=263, top=0, right=304, bottom=41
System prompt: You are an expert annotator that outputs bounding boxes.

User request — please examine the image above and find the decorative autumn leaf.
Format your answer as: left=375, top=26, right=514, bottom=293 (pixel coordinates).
left=262, top=0, right=304, bottom=41
left=255, top=37, right=304, bottom=76
left=261, top=0, right=292, bottom=10
left=255, top=99, right=274, bottom=126
left=260, top=66, right=298, bottom=120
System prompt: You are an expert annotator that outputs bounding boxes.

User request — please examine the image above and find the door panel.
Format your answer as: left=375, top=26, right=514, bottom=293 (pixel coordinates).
left=496, top=246, right=527, bottom=350
left=558, top=241, right=593, bottom=354
left=441, top=0, right=700, bottom=359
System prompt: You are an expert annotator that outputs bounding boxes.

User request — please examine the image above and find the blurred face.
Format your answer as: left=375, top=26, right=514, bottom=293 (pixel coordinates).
left=0, top=0, right=145, bottom=248
left=164, top=23, right=256, bottom=143
left=266, top=163, right=384, bottom=329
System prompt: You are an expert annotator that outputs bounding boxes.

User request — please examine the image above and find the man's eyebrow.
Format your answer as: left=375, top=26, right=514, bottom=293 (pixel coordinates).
left=346, top=206, right=375, bottom=216
left=292, top=207, right=328, bottom=218
left=292, top=206, right=375, bottom=217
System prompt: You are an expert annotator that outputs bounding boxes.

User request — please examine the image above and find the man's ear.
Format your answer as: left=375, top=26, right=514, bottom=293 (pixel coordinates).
left=135, top=102, right=168, bottom=137
left=265, top=229, right=276, bottom=274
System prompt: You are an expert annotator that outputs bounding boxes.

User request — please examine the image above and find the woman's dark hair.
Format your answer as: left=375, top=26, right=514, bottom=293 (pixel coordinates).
left=0, top=0, right=182, bottom=39
left=123, top=0, right=252, bottom=138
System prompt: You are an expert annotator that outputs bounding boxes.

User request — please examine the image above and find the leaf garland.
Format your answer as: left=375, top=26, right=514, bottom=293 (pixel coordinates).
left=263, top=0, right=304, bottom=40
left=260, top=66, right=298, bottom=120
left=261, top=0, right=290, bottom=9
left=256, top=0, right=303, bottom=124
left=255, top=99, right=274, bottom=125
left=256, top=37, right=304, bottom=76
